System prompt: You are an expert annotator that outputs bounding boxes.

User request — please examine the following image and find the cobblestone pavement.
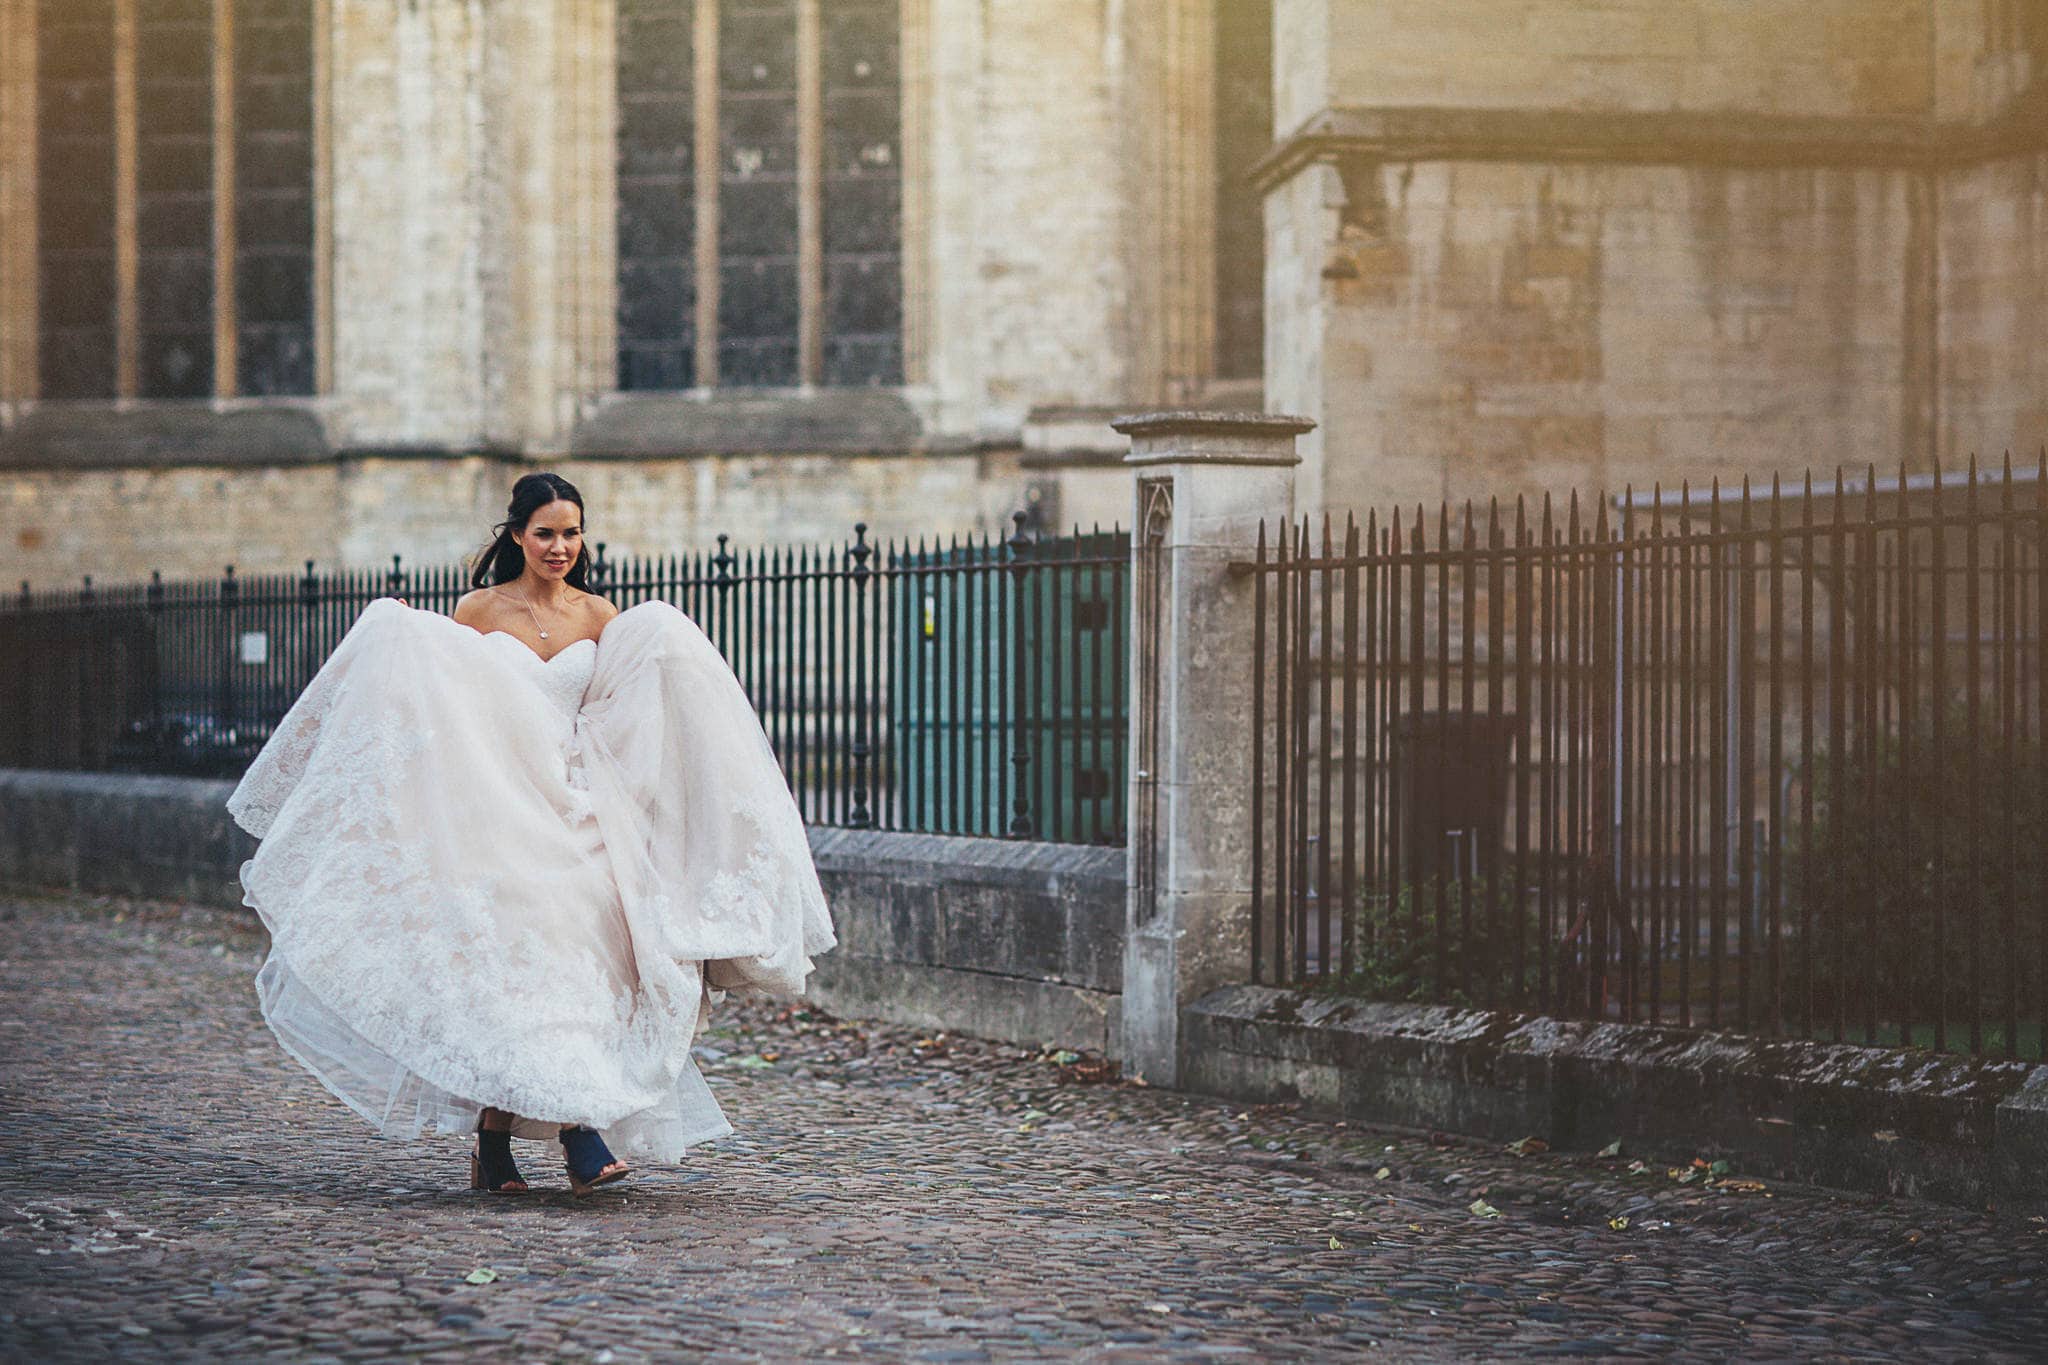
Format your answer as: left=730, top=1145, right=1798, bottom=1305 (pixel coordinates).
left=4, top=892, right=2048, bottom=1361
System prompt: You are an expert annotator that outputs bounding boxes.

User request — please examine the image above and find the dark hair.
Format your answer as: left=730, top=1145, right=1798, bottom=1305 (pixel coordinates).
left=470, top=472, right=593, bottom=590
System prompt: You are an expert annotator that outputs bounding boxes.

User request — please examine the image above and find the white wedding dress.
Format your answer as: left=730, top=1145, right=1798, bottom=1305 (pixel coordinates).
left=225, top=597, right=836, bottom=1160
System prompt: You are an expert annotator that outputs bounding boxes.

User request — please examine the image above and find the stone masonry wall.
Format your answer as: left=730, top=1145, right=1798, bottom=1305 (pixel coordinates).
left=1285, top=0, right=1935, bottom=127
left=1312, top=159, right=1921, bottom=514
left=1267, top=0, right=2047, bottom=517
left=4, top=450, right=1133, bottom=586
left=1935, top=3, right=2047, bottom=467
left=1941, top=149, right=2048, bottom=468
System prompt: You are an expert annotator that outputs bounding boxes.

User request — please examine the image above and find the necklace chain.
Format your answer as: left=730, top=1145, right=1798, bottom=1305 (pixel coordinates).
left=500, top=584, right=560, bottom=641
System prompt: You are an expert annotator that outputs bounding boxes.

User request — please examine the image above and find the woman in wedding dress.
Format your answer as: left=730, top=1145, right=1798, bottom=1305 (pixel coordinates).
left=227, top=472, right=836, bottom=1195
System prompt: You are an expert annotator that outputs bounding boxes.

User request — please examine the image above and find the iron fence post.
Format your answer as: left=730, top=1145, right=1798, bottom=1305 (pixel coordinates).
left=847, top=524, right=874, bottom=829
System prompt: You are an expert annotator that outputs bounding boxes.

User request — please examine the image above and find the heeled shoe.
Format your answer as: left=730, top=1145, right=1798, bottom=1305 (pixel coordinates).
left=559, top=1125, right=630, bottom=1196
left=471, top=1121, right=529, bottom=1195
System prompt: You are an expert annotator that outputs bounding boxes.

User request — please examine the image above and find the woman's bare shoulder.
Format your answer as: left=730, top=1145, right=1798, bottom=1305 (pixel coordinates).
left=452, top=587, right=500, bottom=630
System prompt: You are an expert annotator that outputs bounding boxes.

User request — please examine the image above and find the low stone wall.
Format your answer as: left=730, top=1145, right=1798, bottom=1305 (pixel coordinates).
left=0, top=769, right=1124, bottom=1055
left=0, top=769, right=251, bottom=908
left=807, top=828, right=1124, bottom=1056
left=1185, top=985, right=2048, bottom=1216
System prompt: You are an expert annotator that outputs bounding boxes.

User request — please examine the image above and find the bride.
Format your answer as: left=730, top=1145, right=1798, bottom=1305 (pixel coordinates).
left=226, top=472, right=836, bottom=1196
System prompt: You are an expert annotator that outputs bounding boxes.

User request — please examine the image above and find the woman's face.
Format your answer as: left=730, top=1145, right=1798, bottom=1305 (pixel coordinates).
left=513, top=499, right=584, bottom=582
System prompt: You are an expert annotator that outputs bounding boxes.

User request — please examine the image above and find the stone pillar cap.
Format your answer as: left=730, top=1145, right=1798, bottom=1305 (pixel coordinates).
left=1115, top=411, right=1313, bottom=467
left=1111, top=410, right=1316, bottom=438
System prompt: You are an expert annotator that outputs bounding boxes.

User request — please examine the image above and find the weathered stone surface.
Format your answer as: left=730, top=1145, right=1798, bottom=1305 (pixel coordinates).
left=809, top=955, right=1120, bottom=1057
left=0, top=771, right=249, bottom=908
left=1185, top=983, right=2048, bottom=1213
left=0, top=444, right=1128, bottom=586
left=0, top=406, right=330, bottom=469
left=4, top=889, right=2048, bottom=1361
left=571, top=390, right=930, bottom=457
left=1271, top=0, right=2048, bottom=516
left=809, top=827, right=1126, bottom=1053
left=1121, top=416, right=1305, bottom=1088
left=1994, top=1067, right=2048, bottom=1219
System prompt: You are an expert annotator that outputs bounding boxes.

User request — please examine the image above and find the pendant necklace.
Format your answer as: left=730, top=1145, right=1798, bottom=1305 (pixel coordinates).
left=505, top=584, right=554, bottom=640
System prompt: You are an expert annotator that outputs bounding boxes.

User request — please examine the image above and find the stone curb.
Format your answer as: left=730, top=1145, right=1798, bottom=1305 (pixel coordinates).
left=1182, top=983, right=2048, bottom=1216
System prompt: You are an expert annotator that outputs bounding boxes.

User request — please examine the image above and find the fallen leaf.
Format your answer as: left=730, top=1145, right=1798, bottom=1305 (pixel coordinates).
left=1327, top=1235, right=1344, bottom=1250
left=1718, top=1178, right=1768, bottom=1193
left=1608, top=1216, right=1630, bottom=1231
left=1468, top=1199, right=1501, bottom=1219
left=1505, top=1136, right=1549, bottom=1158
left=1708, top=1159, right=1732, bottom=1177
left=732, top=1055, right=774, bottom=1070
left=1874, top=1130, right=1901, bottom=1144
left=1374, top=1167, right=1392, bottom=1181
left=1146, top=1302, right=1173, bottom=1314
left=1598, top=1140, right=1624, bottom=1159
left=1676, top=1169, right=1701, bottom=1186
left=1627, top=1160, right=1649, bottom=1175
left=464, top=1269, right=498, bottom=1285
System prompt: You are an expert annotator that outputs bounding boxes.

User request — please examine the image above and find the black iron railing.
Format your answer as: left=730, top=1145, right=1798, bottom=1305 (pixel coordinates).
left=0, top=519, right=1130, bottom=845
left=1246, top=458, right=2047, bottom=1059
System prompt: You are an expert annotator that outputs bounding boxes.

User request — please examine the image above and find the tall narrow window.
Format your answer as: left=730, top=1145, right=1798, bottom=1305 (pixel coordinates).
left=234, top=0, right=316, bottom=396
left=617, top=0, right=696, bottom=391
left=1214, top=0, right=1270, bottom=381
left=614, top=0, right=900, bottom=391
left=136, top=0, right=214, bottom=398
left=717, top=0, right=800, bottom=386
left=31, top=0, right=315, bottom=403
left=36, top=0, right=118, bottom=400
left=821, top=0, right=900, bottom=386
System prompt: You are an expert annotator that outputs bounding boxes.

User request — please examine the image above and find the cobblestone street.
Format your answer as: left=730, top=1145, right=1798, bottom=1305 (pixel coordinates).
left=3, top=891, right=2047, bottom=1361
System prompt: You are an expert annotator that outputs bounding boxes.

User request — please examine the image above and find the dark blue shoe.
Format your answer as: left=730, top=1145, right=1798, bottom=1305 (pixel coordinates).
left=471, top=1120, right=528, bottom=1194
left=559, top=1126, right=629, bottom=1196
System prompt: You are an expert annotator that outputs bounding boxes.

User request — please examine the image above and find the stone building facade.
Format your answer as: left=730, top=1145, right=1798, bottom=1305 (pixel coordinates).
left=0, top=1, right=2041, bottom=586
left=1265, top=0, right=2047, bottom=515
left=0, top=0, right=1271, bottom=583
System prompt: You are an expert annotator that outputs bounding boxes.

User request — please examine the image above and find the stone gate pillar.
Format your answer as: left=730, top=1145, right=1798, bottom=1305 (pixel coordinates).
left=1115, top=411, right=1310, bottom=1086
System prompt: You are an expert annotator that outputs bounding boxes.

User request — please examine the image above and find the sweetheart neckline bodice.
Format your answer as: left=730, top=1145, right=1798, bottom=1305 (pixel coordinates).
left=480, top=630, right=597, bottom=718
left=481, top=630, right=599, bottom=666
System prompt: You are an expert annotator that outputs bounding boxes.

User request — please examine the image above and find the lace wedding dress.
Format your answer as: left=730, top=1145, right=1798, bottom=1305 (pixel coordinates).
left=225, top=597, right=836, bottom=1160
